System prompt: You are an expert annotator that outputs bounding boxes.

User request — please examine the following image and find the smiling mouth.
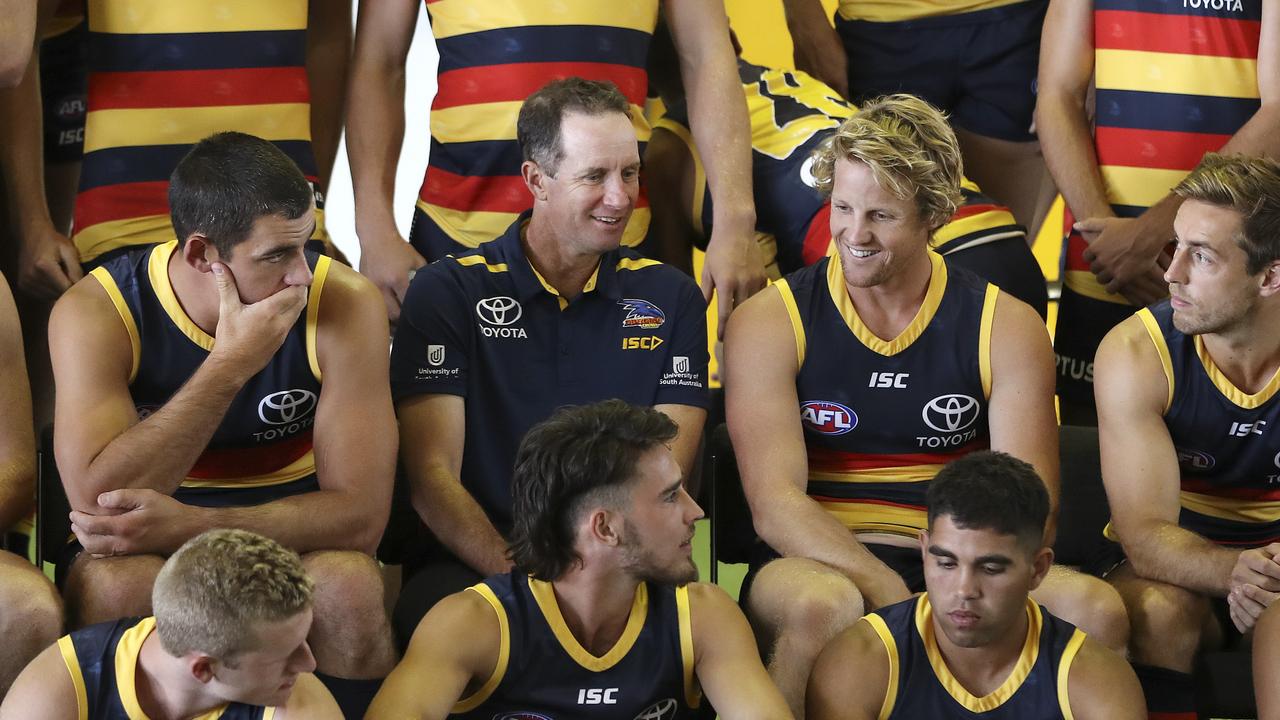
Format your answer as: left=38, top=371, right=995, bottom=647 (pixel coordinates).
left=847, top=247, right=880, bottom=259
left=592, top=215, right=622, bottom=225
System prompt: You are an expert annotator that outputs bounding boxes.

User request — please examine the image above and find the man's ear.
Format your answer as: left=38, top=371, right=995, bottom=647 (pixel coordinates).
left=181, top=234, right=219, bottom=273
left=1028, top=546, right=1054, bottom=591
left=522, top=160, right=549, bottom=202
left=189, top=654, right=217, bottom=684
left=1259, top=260, right=1280, bottom=298
left=919, top=529, right=930, bottom=565
left=588, top=507, right=621, bottom=548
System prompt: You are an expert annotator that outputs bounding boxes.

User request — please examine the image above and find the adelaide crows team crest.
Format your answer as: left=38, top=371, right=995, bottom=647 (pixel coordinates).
left=619, top=299, right=666, bottom=329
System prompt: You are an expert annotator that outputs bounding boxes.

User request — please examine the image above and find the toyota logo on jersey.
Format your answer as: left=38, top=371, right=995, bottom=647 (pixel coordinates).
left=258, top=389, right=318, bottom=426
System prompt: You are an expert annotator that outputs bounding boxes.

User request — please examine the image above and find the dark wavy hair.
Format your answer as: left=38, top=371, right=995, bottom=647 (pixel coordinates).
left=508, top=400, right=678, bottom=580
left=927, top=451, right=1048, bottom=550
left=169, top=131, right=313, bottom=259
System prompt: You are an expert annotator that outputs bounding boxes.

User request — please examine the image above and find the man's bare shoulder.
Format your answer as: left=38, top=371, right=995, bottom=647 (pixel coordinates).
left=1064, top=635, right=1146, bottom=719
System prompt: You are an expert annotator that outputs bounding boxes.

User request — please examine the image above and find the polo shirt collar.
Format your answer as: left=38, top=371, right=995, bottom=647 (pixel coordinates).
left=497, top=210, right=624, bottom=303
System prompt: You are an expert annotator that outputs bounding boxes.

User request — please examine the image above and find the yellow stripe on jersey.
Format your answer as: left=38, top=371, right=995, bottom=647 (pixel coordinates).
left=430, top=102, right=650, bottom=145
left=75, top=214, right=172, bottom=262
left=774, top=281, right=807, bottom=367
left=1095, top=50, right=1259, bottom=99
left=420, top=203, right=651, bottom=250
left=1099, top=166, right=1189, bottom=211
left=57, top=637, right=90, bottom=720
left=617, top=257, right=662, bottom=272
left=1195, top=335, right=1280, bottom=409
left=934, top=208, right=1023, bottom=247
left=1063, top=270, right=1130, bottom=305
left=90, top=267, right=142, bottom=383
left=675, top=586, right=701, bottom=709
left=1137, top=309, right=1175, bottom=413
left=149, top=240, right=214, bottom=351
left=529, top=576, right=648, bottom=672
left=454, top=584, right=511, bottom=713
left=453, top=255, right=511, bottom=273
left=837, top=0, right=1026, bottom=23
left=979, top=286, right=998, bottom=400
left=305, top=256, right=332, bottom=383
left=859, top=614, right=900, bottom=720
left=84, top=103, right=312, bottom=153
left=428, top=0, right=658, bottom=40
left=818, top=501, right=925, bottom=537
left=1180, top=491, right=1280, bottom=524
left=180, top=449, right=316, bottom=489
left=86, top=0, right=306, bottom=33
left=827, top=250, right=947, bottom=356
left=1057, top=630, right=1087, bottom=720
left=919, top=595, right=1042, bottom=712
left=810, top=464, right=943, bottom=484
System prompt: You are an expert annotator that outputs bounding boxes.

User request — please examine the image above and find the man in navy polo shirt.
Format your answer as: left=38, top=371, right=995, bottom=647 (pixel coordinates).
left=389, top=77, right=710, bottom=646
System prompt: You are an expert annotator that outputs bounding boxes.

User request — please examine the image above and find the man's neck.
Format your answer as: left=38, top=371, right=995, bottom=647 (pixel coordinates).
left=167, top=247, right=219, bottom=335
left=1202, top=305, right=1280, bottom=394
left=549, top=565, right=642, bottom=657
left=843, top=250, right=934, bottom=341
left=136, top=632, right=222, bottom=720
left=930, top=606, right=1030, bottom=699
left=522, top=217, right=603, bottom=301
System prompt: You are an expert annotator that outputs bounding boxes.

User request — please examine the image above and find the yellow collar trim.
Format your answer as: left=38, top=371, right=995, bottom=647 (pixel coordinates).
left=916, top=593, right=1041, bottom=713
left=527, top=577, right=648, bottom=672
left=116, top=617, right=234, bottom=720
left=1193, top=335, right=1280, bottom=409
left=148, top=240, right=215, bottom=351
left=826, top=250, right=947, bottom=356
left=529, top=262, right=601, bottom=311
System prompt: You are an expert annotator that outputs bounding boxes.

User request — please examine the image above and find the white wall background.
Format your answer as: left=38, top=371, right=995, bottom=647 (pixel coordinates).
left=325, top=5, right=438, bottom=268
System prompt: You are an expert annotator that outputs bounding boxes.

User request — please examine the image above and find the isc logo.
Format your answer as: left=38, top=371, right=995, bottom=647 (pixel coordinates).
left=578, top=688, right=619, bottom=705
left=800, top=401, right=857, bottom=435
left=1229, top=420, right=1267, bottom=437
left=869, top=372, right=909, bottom=388
left=621, top=336, right=664, bottom=351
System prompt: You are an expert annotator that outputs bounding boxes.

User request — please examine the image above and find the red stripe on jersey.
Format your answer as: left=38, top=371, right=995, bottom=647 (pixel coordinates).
left=1064, top=231, right=1090, bottom=272
left=1094, top=10, right=1260, bottom=57
left=807, top=445, right=972, bottom=473
left=189, top=432, right=313, bottom=480
left=802, top=203, right=833, bottom=266
left=1181, top=478, right=1280, bottom=501
left=949, top=203, right=1003, bottom=220
left=73, top=181, right=170, bottom=232
left=434, top=62, right=649, bottom=109
left=88, top=67, right=311, bottom=110
left=1096, top=127, right=1233, bottom=172
left=421, top=167, right=650, bottom=213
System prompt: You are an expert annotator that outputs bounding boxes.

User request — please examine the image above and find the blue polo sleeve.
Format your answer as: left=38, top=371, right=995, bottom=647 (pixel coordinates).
left=390, top=262, right=470, bottom=401
left=654, top=278, right=711, bottom=408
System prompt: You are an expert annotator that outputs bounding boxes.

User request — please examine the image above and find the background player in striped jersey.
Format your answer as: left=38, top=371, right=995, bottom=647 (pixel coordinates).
left=346, top=0, right=765, bottom=329
left=1095, top=154, right=1280, bottom=719
left=1, top=529, right=342, bottom=719
left=368, top=401, right=790, bottom=720
left=808, top=452, right=1143, bottom=720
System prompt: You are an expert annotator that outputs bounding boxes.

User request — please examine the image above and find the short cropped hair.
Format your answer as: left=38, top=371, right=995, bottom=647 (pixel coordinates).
left=152, top=529, right=314, bottom=664
left=516, top=77, right=632, bottom=176
left=169, top=131, right=314, bottom=259
left=508, top=399, right=678, bottom=581
left=927, top=451, right=1049, bottom=550
left=1174, top=153, right=1280, bottom=275
left=809, top=93, right=963, bottom=231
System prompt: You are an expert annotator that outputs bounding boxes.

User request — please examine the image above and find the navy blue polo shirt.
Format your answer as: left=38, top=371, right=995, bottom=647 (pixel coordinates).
left=391, top=212, right=710, bottom=531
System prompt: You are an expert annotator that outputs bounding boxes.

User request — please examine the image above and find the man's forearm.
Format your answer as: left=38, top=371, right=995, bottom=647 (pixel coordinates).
left=69, top=356, right=246, bottom=509
left=197, top=487, right=385, bottom=555
left=346, top=49, right=407, bottom=247
left=411, top=470, right=511, bottom=576
left=754, top=490, right=897, bottom=588
left=680, top=35, right=755, bottom=236
left=0, top=47, right=55, bottom=237
left=1035, top=92, right=1114, bottom=221
left=306, top=0, right=352, bottom=192
left=1123, top=521, right=1238, bottom=596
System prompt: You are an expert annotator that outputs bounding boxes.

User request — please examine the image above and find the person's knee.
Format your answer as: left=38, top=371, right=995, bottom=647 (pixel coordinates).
left=305, top=551, right=388, bottom=627
left=65, top=555, right=161, bottom=625
left=751, top=562, right=865, bottom=645
left=1120, top=581, right=1207, bottom=661
left=0, top=564, right=63, bottom=648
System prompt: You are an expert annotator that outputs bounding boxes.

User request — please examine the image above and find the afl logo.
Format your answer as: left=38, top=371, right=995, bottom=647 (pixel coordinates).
left=1176, top=448, right=1216, bottom=471
left=801, top=401, right=857, bottom=435
left=258, top=389, right=317, bottom=426
left=633, top=698, right=678, bottom=720
left=922, top=394, right=981, bottom=433
left=476, top=296, right=522, bottom=326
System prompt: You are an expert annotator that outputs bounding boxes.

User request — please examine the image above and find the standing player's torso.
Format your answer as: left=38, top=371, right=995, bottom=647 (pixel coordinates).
left=782, top=252, right=995, bottom=541
left=451, top=573, right=699, bottom=720
left=1140, top=301, right=1280, bottom=547
left=75, top=0, right=323, bottom=262
left=837, top=0, right=1030, bottom=23
left=422, top=0, right=659, bottom=249
left=91, top=242, right=327, bottom=497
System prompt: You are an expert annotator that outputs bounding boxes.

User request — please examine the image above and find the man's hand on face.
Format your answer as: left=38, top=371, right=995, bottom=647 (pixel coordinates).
left=209, top=262, right=308, bottom=376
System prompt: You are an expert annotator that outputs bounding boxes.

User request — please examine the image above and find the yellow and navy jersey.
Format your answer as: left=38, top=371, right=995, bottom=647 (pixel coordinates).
left=91, top=241, right=328, bottom=504
left=73, top=0, right=327, bottom=263
left=863, top=594, right=1084, bottom=719
left=836, top=0, right=1030, bottom=23
left=1137, top=301, right=1280, bottom=546
left=452, top=572, right=699, bottom=719
left=57, top=616, right=275, bottom=719
left=1064, top=0, right=1262, bottom=304
left=422, top=0, right=658, bottom=250
left=654, top=60, right=1023, bottom=275
left=390, top=211, right=709, bottom=530
left=779, top=251, right=996, bottom=539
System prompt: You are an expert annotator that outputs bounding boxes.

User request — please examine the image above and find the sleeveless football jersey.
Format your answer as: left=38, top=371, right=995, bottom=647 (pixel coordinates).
left=653, top=60, right=1022, bottom=274
left=779, top=251, right=996, bottom=541
left=1137, top=300, right=1280, bottom=546
left=837, top=0, right=1029, bottom=23
left=422, top=0, right=658, bottom=250
left=57, top=617, right=275, bottom=719
left=863, top=594, right=1084, bottom=718
left=1064, top=0, right=1262, bottom=303
left=74, top=0, right=327, bottom=263
left=90, top=241, right=328, bottom=504
left=452, top=572, right=700, bottom=720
